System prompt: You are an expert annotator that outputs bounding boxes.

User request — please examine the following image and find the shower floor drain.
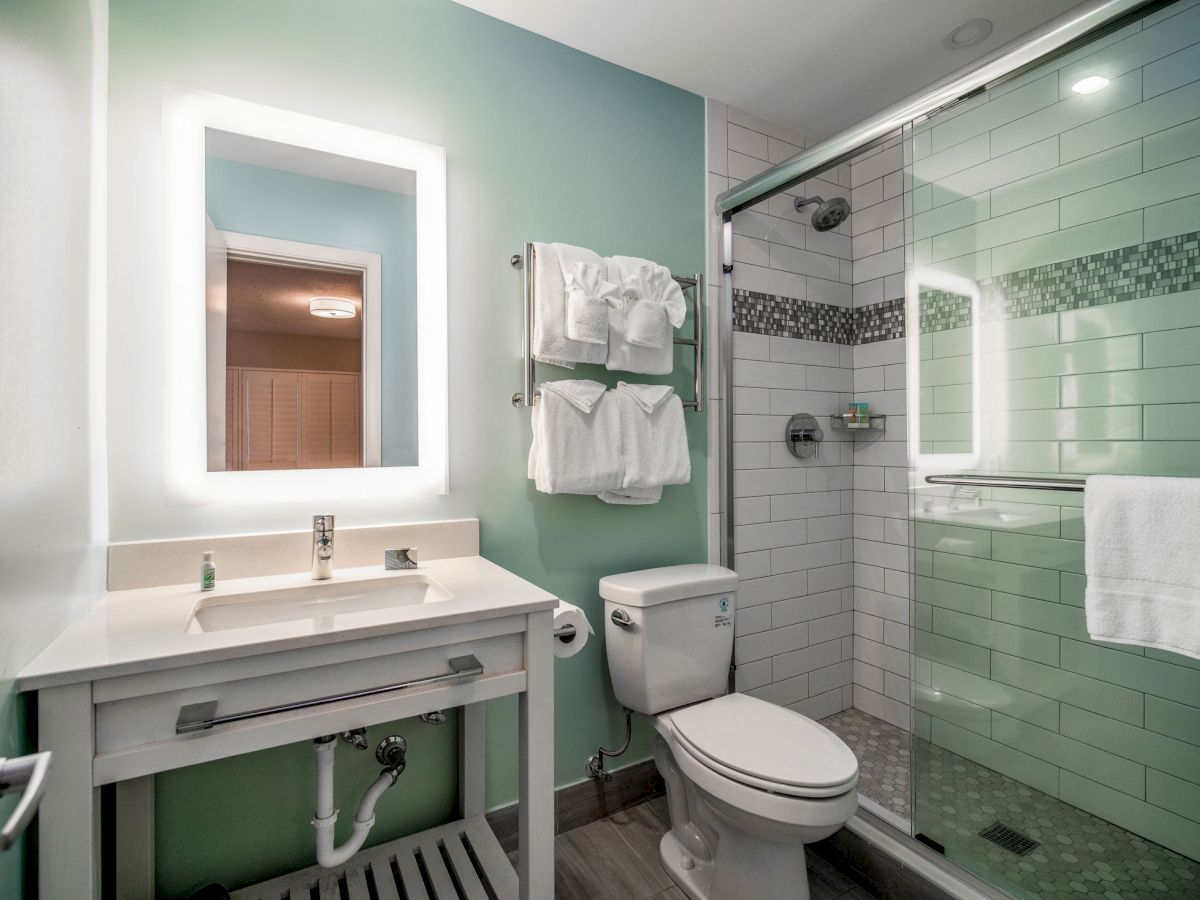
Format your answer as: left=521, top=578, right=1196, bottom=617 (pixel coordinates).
left=979, top=821, right=1040, bottom=856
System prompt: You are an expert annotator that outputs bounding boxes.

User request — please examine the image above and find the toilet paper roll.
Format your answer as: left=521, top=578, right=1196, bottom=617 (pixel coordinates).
left=553, top=600, right=592, bottom=659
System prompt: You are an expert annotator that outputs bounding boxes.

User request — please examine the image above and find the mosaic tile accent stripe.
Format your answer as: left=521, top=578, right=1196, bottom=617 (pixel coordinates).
left=921, top=230, right=1200, bottom=334
left=732, top=288, right=853, bottom=343
left=853, top=298, right=906, bottom=345
left=735, top=230, right=1200, bottom=343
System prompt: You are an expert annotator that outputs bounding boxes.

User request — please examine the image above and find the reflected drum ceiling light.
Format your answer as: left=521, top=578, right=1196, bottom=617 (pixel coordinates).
left=309, top=296, right=357, bottom=318
left=1071, top=75, right=1110, bottom=94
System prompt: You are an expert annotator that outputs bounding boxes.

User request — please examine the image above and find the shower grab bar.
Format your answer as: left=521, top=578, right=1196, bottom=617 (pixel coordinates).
left=510, top=242, right=705, bottom=412
left=925, top=474, right=1086, bottom=492
left=175, top=655, right=484, bottom=735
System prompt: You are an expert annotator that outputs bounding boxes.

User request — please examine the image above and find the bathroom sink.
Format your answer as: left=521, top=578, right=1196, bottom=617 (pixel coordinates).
left=186, top=572, right=453, bottom=633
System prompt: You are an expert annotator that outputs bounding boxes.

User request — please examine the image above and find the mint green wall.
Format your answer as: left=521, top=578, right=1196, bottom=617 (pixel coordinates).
left=910, top=0, right=1200, bottom=869
left=206, top=158, right=419, bottom=465
left=109, top=0, right=706, bottom=895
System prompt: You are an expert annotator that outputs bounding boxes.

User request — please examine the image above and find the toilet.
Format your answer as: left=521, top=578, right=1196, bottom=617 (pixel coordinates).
left=600, top=564, right=859, bottom=900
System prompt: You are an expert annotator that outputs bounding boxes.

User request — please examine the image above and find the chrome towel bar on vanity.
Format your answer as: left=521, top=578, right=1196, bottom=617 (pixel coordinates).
left=509, top=242, right=705, bottom=411
left=175, top=655, right=485, bottom=734
left=925, top=474, right=1087, bottom=492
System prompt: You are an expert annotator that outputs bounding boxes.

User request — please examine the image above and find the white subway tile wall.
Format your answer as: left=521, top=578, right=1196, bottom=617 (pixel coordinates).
left=708, top=100, right=860, bottom=718
left=847, top=134, right=912, bottom=732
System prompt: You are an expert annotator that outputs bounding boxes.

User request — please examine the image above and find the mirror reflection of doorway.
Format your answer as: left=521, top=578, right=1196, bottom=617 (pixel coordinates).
left=223, top=257, right=364, bottom=471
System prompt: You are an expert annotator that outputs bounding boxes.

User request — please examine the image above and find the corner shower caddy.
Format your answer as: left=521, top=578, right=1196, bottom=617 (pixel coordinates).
left=509, top=242, right=705, bottom=411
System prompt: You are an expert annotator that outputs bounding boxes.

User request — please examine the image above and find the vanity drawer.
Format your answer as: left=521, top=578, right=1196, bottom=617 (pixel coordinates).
left=93, top=632, right=524, bottom=782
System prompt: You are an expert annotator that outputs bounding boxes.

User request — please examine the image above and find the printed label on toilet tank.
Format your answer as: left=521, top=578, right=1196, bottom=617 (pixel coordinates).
left=715, top=596, right=732, bottom=628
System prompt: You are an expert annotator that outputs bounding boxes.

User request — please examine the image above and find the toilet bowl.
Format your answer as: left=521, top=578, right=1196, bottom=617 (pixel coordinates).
left=651, top=693, right=857, bottom=900
left=599, top=565, right=860, bottom=900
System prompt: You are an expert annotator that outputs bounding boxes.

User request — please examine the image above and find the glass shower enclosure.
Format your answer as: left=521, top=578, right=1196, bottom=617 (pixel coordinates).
left=721, top=1, right=1200, bottom=897
left=908, top=1, right=1200, bottom=895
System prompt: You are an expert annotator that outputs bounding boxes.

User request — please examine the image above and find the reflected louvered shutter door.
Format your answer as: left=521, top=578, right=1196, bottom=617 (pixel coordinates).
left=224, top=368, right=239, bottom=471
left=241, top=369, right=301, bottom=470
left=301, top=373, right=361, bottom=468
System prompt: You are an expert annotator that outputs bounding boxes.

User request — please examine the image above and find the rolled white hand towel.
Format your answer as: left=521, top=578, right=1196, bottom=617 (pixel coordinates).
left=562, top=260, right=617, bottom=345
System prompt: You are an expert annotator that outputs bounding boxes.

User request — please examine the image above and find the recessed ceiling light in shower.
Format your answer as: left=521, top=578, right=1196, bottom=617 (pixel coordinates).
left=1072, top=75, right=1110, bottom=94
left=943, top=18, right=993, bottom=50
left=309, top=297, right=357, bottom=319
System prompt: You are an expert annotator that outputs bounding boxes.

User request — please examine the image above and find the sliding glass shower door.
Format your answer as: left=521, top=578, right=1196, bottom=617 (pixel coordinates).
left=907, top=1, right=1200, bottom=896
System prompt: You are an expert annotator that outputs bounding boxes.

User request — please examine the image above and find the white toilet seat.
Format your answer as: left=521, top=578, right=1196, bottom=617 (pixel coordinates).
left=667, top=693, right=858, bottom=799
left=654, top=694, right=859, bottom=831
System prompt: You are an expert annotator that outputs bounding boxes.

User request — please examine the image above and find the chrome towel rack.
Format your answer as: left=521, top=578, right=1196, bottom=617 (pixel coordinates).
left=510, top=242, right=705, bottom=411
left=925, top=474, right=1086, bottom=492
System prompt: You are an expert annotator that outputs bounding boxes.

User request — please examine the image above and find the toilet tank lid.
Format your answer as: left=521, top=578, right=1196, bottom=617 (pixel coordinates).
left=599, top=564, right=738, bottom=607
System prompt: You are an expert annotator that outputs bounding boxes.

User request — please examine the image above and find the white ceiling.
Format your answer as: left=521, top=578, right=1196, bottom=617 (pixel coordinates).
left=453, top=0, right=1086, bottom=144
left=227, top=259, right=363, bottom=339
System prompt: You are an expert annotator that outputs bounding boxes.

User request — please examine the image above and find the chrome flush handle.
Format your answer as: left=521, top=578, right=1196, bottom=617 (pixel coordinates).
left=610, top=609, right=634, bottom=628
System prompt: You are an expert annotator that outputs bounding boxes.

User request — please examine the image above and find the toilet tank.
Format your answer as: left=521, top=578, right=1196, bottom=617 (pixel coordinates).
left=599, top=565, right=738, bottom=715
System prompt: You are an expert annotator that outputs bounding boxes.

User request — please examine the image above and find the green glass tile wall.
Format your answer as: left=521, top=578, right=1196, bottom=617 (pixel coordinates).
left=909, top=0, right=1200, bottom=875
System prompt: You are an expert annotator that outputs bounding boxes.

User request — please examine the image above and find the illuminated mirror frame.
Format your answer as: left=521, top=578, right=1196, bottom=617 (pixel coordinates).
left=164, top=90, right=447, bottom=503
left=905, top=267, right=981, bottom=474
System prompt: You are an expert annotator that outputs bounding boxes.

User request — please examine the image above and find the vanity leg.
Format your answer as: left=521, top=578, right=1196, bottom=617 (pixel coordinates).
left=518, top=610, right=554, bottom=900
left=115, top=775, right=156, bottom=899
left=38, top=682, right=99, bottom=899
left=458, top=702, right=486, bottom=819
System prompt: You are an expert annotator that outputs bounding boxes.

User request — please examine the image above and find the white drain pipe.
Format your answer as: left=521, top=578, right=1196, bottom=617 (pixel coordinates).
left=311, top=737, right=398, bottom=869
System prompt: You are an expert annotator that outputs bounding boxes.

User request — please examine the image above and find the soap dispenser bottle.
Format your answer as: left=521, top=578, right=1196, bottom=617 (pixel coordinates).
left=200, top=551, right=216, bottom=592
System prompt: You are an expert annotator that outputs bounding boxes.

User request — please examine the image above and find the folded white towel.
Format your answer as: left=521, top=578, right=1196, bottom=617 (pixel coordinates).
left=604, top=256, right=688, bottom=374
left=610, top=382, right=690, bottom=497
left=1084, top=474, right=1200, bottom=660
left=599, top=486, right=663, bottom=505
left=560, top=251, right=617, bottom=345
left=531, top=243, right=607, bottom=368
left=528, top=380, right=622, bottom=494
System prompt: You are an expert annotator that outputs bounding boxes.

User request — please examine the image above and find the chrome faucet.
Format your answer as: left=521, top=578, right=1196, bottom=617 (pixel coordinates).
left=312, top=515, right=335, bottom=580
left=949, top=485, right=983, bottom=510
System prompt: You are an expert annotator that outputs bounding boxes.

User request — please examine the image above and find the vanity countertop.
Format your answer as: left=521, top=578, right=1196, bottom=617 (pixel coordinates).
left=19, top=556, right=558, bottom=690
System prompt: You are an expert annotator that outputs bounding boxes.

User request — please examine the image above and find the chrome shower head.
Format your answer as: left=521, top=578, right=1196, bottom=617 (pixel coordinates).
left=793, top=195, right=851, bottom=232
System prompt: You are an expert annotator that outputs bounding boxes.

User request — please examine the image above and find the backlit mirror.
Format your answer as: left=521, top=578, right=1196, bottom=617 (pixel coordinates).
left=166, top=91, right=447, bottom=502
left=907, top=267, right=980, bottom=471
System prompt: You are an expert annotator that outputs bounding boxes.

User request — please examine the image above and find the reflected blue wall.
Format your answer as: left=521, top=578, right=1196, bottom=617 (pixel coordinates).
left=206, top=158, right=418, bottom=465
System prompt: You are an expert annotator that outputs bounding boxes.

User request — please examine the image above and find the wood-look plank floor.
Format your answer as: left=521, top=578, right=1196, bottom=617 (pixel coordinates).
left=546, top=795, right=876, bottom=900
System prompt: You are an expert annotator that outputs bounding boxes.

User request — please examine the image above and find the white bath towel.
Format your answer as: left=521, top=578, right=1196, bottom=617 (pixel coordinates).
left=604, top=256, right=688, bottom=374
left=598, top=485, right=663, bottom=505
left=610, top=382, right=690, bottom=496
left=1084, top=474, right=1200, bottom=660
left=530, top=243, right=607, bottom=368
left=559, top=247, right=617, bottom=346
left=528, top=380, right=622, bottom=495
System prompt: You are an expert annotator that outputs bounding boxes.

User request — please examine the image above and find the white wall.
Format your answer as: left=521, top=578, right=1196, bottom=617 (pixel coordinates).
left=0, top=0, right=108, bottom=890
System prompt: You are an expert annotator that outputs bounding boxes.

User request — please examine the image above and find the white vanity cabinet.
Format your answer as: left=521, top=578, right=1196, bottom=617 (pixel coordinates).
left=19, top=557, right=558, bottom=900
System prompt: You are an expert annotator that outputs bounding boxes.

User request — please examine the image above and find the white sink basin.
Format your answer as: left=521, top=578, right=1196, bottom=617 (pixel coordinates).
left=186, top=572, right=453, bottom=634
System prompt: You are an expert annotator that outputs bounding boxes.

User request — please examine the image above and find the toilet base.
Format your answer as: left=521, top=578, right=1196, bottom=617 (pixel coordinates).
left=659, top=829, right=713, bottom=900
